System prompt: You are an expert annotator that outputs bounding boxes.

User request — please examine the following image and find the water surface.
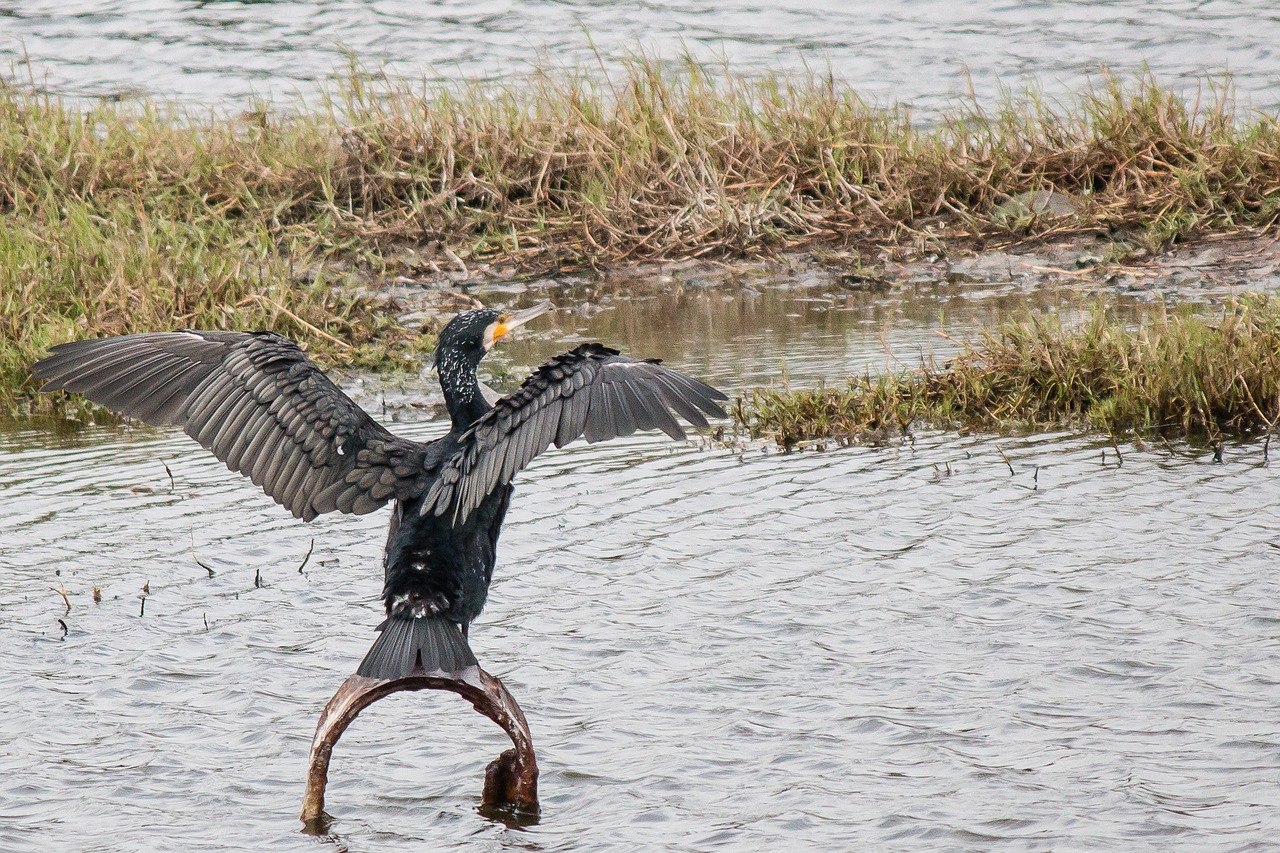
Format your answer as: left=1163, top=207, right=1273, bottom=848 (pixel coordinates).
left=1, top=1, right=1278, bottom=113
left=2, top=272, right=1279, bottom=850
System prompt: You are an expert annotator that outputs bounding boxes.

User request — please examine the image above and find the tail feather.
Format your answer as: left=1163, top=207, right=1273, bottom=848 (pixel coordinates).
left=357, top=617, right=477, bottom=680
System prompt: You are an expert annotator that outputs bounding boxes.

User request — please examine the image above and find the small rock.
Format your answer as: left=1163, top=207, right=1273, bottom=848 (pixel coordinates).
left=993, top=190, right=1081, bottom=226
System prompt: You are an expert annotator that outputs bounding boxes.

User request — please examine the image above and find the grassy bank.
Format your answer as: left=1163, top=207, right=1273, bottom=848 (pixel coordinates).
left=5, top=58, right=1280, bottom=415
left=738, top=298, right=1280, bottom=448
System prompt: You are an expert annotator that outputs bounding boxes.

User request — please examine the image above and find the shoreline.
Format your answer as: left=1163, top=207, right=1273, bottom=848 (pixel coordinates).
left=5, top=60, right=1279, bottom=420
left=12, top=227, right=1280, bottom=441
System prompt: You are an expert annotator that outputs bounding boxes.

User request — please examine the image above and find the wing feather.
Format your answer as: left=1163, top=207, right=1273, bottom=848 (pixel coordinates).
left=132, top=361, right=208, bottom=423
left=583, top=377, right=613, bottom=443
left=555, top=386, right=589, bottom=447
left=422, top=343, right=727, bottom=524
left=609, top=378, right=647, bottom=437
left=31, top=331, right=434, bottom=520
left=652, top=372, right=715, bottom=428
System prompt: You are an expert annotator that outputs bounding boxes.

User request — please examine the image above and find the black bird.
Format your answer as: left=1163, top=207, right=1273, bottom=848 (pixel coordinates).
left=30, top=303, right=727, bottom=679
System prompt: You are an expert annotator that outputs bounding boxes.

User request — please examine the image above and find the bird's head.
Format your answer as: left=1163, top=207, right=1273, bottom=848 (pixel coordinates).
left=434, top=301, right=552, bottom=371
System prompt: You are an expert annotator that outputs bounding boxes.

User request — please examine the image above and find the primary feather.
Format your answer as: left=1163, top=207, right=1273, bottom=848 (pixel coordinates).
left=32, top=331, right=430, bottom=521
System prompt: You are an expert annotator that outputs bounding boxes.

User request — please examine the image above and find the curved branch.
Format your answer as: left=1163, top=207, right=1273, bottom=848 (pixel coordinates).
left=300, top=665, right=539, bottom=830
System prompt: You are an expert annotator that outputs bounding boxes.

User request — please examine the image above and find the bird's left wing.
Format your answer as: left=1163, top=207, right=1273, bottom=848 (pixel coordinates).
left=421, top=343, right=727, bottom=524
left=32, top=331, right=434, bottom=520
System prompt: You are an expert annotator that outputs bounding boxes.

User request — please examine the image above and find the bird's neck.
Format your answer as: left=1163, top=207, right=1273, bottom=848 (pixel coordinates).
left=437, top=352, right=490, bottom=431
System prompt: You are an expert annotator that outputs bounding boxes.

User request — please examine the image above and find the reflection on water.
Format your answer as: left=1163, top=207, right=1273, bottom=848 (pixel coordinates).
left=2, top=270, right=1279, bottom=850
left=1, top=1, right=1277, bottom=113
left=484, top=263, right=1141, bottom=394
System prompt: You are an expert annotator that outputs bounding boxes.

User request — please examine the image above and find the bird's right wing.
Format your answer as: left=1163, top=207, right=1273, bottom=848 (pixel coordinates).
left=32, top=331, right=434, bottom=521
left=421, top=343, right=727, bottom=524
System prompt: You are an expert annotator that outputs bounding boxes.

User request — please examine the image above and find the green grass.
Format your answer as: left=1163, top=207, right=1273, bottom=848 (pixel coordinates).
left=4, top=56, right=1280, bottom=415
left=738, top=298, right=1280, bottom=447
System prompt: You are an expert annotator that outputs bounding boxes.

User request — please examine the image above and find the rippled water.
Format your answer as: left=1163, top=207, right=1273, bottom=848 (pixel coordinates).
left=2, top=1, right=1279, bottom=113
left=3, top=272, right=1280, bottom=850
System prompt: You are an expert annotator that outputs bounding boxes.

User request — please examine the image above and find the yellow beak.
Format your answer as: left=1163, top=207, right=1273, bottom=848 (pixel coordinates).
left=492, top=301, right=553, bottom=343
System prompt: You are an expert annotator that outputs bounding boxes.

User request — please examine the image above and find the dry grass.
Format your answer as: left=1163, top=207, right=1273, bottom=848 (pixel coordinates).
left=5, top=56, right=1280, bottom=415
left=739, top=297, right=1280, bottom=447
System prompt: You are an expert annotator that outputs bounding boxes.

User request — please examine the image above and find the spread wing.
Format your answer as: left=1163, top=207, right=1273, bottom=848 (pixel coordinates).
left=32, top=331, right=433, bottom=520
left=422, top=343, right=727, bottom=524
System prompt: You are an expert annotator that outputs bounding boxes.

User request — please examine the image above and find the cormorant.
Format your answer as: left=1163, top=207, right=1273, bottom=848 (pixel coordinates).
left=30, top=303, right=726, bottom=679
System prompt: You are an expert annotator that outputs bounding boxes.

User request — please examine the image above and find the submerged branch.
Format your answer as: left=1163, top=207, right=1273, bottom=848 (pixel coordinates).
left=300, top=666, right=539, bottom=832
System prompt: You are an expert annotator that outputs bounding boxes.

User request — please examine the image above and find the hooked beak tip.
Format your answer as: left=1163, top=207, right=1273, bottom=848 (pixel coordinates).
left=505, top=300, right=554, bottom=329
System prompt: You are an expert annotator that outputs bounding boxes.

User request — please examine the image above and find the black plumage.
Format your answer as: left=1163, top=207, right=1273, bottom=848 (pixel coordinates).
left=30, top=303, right=727, bottom=679
left=422, top=342, right=724, bottom=524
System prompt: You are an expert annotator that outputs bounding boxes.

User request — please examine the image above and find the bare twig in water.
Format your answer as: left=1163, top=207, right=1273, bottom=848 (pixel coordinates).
left=298, top=538, right=315, bottom=574
left=191, top=530, right=216, bottom=577
left=51, top=586, right=71, bottom=615
left=58, top=619, right=68, bottom=640
left=160, top=459, right=175, bottom=494
left=254, top=569, right=263, bottom=589
left=996, top=445, right=1015, bottom=476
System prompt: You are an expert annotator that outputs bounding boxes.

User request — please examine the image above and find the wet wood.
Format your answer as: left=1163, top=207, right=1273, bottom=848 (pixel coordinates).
left=300, top=665, right=539, bottom=829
